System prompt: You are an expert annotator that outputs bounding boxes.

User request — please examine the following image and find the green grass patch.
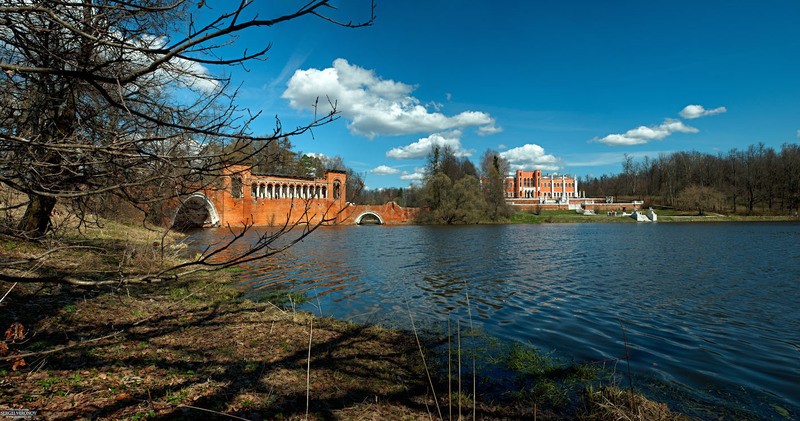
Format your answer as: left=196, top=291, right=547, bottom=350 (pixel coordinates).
left=167, top=286, right=189, bottom=301
left=165, top=388, right=190, bottom=404
left=0, top=237, right=43, bottom=254
left=256, top=289, right=309, bottom=308
left=505, top=344, right=558, bottom=376
left=512, top=379, right=569, bottom=408
left=37, top=377, right=59, bottom=393
left=128, top=409, right=156, bottom=420
left=510, top=210, right=630, bottom=224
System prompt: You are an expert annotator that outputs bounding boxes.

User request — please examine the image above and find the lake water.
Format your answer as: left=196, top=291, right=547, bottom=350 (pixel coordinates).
left=187, top=222, right=800, bottom=418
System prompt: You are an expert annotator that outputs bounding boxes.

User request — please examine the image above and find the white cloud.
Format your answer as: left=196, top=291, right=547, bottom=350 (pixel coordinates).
left=477, top=124, right=503, bottom=136
left=304, top=152, right=329, bottom=160
left=283, top=59, right=500, bottom=138
left=796, top=129, right=800, bottom=138
left=679, top=104, right=727, bottom=119
left=499, top=144, right=560, bottom=171
left=370, top=165, right=401, bottom=175
left=427, top=101, right=444, bottom=112
left=386, top=131, right=472, bottom=159
left=134, top=34, right=221, bottom=94
left=597, top=118, right=698, bottom=146
left=166, top=59, right=220, bottom=93
left=400, top=168, right=426, bottom=182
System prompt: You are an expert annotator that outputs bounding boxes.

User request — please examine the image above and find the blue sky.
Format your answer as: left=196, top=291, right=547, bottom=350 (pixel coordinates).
left=208, top=1, right=800, bottom=189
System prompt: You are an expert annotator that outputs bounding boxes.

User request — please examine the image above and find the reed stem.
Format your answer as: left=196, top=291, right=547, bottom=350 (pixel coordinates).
left=305, top=318, right=313, bottom=420
left=407, top=303, right=443, bottom=420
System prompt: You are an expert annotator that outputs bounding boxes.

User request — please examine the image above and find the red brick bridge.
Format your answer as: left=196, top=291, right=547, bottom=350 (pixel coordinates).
left=169, top=165, right=417, bottom=229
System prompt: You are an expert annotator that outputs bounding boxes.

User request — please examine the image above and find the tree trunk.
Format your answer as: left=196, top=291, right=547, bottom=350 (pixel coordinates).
left=17, top=194, right=57, bottom=238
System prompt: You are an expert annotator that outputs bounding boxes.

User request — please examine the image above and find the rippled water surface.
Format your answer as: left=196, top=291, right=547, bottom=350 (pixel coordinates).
left=188, top=222, right=800, bottom=417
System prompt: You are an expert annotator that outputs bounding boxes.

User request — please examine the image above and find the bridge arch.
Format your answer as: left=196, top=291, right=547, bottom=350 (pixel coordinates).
left=355, top=211, right=384, bottom=225
left=172, top=193, right=220, bottom=230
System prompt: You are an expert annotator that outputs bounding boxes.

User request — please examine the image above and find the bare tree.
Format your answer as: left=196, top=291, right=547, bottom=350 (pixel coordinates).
left=0, top=0, right=374, bottom=284
left=0, top=0, right=374, bottom=238
left=677, top=184, right=725, bottom=215
left=583, top=144, right=799, bottom=215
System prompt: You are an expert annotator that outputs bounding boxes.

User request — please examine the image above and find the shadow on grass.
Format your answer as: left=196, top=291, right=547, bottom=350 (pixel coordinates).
left=2, top=277, right=522, bottom=420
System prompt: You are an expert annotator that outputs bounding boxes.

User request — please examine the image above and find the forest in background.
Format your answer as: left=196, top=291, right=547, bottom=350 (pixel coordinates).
left=581, top=143, right=800, bottom=214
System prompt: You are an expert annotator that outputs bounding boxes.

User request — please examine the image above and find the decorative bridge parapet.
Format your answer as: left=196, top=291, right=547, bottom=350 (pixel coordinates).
left=168, top=165, right=417, bottom=229
left=341, top=202, right=417, bottom=225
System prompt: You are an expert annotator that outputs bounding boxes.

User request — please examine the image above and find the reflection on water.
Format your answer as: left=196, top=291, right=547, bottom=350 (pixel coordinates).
left=187, top=222, right=800, bottom=418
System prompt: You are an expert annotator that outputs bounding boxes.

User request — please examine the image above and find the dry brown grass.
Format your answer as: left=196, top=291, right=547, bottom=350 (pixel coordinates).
left=0, top=273, right=438, bottom=420
left=581, top=386, right=695, bottom=421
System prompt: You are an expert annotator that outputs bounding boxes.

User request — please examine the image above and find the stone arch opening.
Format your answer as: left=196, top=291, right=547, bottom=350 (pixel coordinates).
left=355, top=211, right=384, bottom=225
left=333, top=180, right=341, bottom=199
left=231, top=176, right=243, bottom=198
left=172, top=193, right=220, bottom=230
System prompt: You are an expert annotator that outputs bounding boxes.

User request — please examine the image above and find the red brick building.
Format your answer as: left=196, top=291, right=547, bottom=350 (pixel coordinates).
left=170, top=165, right=416, bottom=227
left=205, top=165, right=348, bottom=227
left=505, top=169, right=582, bottom=200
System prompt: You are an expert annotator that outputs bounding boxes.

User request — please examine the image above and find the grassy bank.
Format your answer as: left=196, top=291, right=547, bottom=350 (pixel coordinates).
left=1, top=219, right=692, bottom=420
left=508, top=208, right=800, bottom=224
left=509, top=210, right=634, bottom=224
left=649, top=208, right=800, bottom=223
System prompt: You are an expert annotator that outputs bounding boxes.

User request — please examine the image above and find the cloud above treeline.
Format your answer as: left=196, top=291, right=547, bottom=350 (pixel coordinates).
left=370, top=165, right=400, bottom=175
left=499, top=144, right=560, bottom=171
left=386, top=131, right=472, bottom=159
left=679, top=104, right=727, bottom=119
left=596, top=103, right=725, bottom=147
left=400, top=168, right=426, bottom=182
left=597, top=119, right=698, bottom=146
left=283, top=59, right=501, bottom=138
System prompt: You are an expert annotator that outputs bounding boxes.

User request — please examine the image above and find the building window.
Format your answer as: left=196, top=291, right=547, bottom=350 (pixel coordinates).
left=333, top=180, right=341, bottom=199
left=231, top=177, right=243, bottom=198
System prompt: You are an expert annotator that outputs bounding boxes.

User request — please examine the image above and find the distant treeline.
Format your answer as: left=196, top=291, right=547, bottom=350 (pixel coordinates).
left=355, top=186, right=421, bottom=208
left=582, top=143, right=800, bottom=213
